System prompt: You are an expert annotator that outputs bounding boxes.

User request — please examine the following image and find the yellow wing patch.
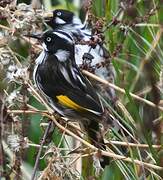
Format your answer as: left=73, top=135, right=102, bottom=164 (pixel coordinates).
left=56, top=95, right=84, bottom=110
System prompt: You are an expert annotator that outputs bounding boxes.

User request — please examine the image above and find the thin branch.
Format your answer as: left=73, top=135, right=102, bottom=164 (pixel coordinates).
left=28, top=143, right=47, bottom=149
left=31, top=120, right=53, bottom=180
left=26, top=82, right=53, bottom=113
left=0, top=24, right=12, bottom=31
left=43, top=113, right=163, bottom=171
left=7, top=109, right=162, bottom=149
left=28, top=140, right=162, bottom=150
left=107, top=141, right=161, bottom=149
left=7, top=109, right=48, bottom=114
left=135, top=23, right=160, bottom=27
left=6, top=46, right=22, bottom=68
left=82, top=70, right=163, bottom=112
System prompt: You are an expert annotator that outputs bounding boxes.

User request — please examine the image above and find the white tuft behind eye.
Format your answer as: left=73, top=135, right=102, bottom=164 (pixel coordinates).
left=46, top=37, right=51, bottom=42
left=57, top=12, right=62, bottom=16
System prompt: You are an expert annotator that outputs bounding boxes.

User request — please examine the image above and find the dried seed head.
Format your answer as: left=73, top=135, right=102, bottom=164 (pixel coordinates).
left=6, top=65, right=29, bottom=83
left=7, top=135, right=29, bottom=152
left=7, top=134, right=21, bottom=152
left=0, top=47, right=14, bottom=66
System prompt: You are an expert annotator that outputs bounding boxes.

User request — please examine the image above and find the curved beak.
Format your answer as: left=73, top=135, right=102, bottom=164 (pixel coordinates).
left=44, top=12, right=53, bottom=22
left=24, top=34, right=42, bottom=40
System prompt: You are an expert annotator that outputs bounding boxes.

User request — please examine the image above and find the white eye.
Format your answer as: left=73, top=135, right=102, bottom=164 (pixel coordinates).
left=46, top=37, right=51, bottom=42
left=57, top=12, right=62, bottom=16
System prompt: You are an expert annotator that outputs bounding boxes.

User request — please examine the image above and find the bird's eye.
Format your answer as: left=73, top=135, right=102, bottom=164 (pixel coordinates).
left=46, top=37, right=51, bottom=42
left=57, top=12, right=62, bottom=16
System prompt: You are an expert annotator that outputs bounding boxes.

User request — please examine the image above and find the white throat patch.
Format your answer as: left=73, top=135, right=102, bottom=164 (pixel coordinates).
left=72, top=16, right=82, bottom=25
left=55, top=17, right=66, bottom=24
left=35, top=50, right=46, bottom=64
left=55, top=50, right=70, bottom=62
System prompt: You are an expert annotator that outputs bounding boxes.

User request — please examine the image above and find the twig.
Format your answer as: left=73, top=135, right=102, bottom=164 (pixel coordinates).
left=6, top=46, right=22, bottom=68
left=82, top=70, right=163, bottom=112
left=135, top=23, right=160, bottom=27
left=31, top=120, right=53, bottom=180
left=107, top=141, right=162, bottom=149
left=0, top=24, right=12, bottom=31
left=26, top=82, right=53, bottom=113
left=7, top=109, right=162, bottom=149
left=7, top=109, right=48, bottom=114
left=28, top=143, right=47, bottom=149
left=43, top=113, right=163, bottom=171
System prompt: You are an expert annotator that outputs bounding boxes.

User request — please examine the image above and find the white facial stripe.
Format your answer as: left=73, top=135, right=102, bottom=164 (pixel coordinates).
left=53, top=31, right=72, bottom=44
left=35, top=50, right=46, bottom=64
left=60, top=66, right=74, bottom=86
left=55, top=50, right=70, bottom=62
left=55, top=17, right=66, bottom=24
left=33, top=51, right=47, bottom=85
left=70, top=67, right=77, bottom=80
left=42, top=42, right=48, bottom=51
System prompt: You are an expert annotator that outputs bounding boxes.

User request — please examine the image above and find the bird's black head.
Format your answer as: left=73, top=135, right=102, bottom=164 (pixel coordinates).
left=45, top=9, right=81, bottom=30
left=53, top=9, right=74, bottom=24
left=25, top=30, right=75, bottom=61
left=42, top=30, right=75, bottom=61
left=41, top=30, right=74, bottom=51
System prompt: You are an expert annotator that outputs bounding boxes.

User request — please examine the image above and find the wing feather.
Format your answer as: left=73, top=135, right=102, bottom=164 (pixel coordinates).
left=35, top=54, right=103, bottom=115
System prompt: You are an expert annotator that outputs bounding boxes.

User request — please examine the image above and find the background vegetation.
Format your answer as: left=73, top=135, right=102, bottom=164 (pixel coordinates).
left=0, top=0, right=162, bottom=179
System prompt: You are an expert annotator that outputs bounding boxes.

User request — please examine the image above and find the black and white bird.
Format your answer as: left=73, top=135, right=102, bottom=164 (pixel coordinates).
left=44, top=9, right=116, bottom=104
left=30, top=30, right=110, bottom=168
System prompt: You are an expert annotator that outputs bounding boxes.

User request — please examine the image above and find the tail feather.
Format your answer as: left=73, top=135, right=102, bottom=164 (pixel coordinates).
left=85, top=120, right=110, bottom=168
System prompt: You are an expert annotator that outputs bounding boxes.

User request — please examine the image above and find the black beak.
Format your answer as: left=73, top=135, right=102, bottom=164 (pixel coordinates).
left=24, top=34, right=42, bottom=40
left=44, top=12, right=53, bottom=22
left=44, top=16, right=53, bottom=22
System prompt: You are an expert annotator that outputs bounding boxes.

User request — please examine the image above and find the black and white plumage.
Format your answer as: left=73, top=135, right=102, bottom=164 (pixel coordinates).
left=32, top=30, right=110, bottom=168
left=45, top=9, right=116, bottom=104
left=45, top=9, right=84, bottom=37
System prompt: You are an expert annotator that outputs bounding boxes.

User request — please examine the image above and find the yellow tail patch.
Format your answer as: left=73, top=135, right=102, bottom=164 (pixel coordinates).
left=56, top=95, right=84, bottom=110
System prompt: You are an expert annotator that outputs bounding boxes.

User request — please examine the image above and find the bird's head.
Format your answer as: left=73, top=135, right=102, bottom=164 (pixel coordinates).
left=44, top=9, right=82, bottom=29
left=25, top=30, right=75, bottom=62
left=42, top=30, right=74, bottom=53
